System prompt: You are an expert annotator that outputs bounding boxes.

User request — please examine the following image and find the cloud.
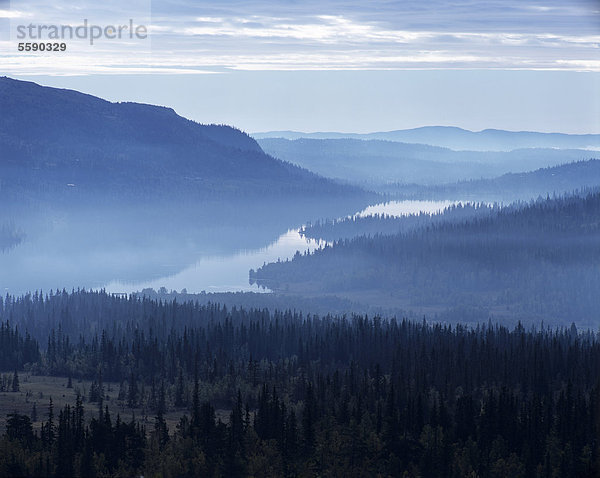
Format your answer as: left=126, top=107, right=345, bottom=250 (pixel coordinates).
left=3, top=0, right=599, bottom=74
left=0, top=9, right=25, bottom=18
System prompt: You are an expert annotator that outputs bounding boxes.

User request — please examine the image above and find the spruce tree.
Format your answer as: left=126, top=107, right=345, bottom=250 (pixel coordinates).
left=12, top=368, right=19, bottom=392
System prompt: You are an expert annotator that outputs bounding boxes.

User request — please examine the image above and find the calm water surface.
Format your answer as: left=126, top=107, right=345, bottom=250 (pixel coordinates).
left=105, top=200, right=457, bottom=294
left=1, top=200, right=457, bottom=295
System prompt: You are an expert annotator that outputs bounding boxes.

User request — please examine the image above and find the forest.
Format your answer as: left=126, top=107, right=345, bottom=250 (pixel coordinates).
left=252, top=191, right=600, bottom=325
left=301, top=202, right=496, bottom=241
left=0, top=290, right=598, bottom=477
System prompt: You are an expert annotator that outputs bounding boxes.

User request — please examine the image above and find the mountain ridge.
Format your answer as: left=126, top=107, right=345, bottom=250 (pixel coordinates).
left=257, top=137, right=596, bottom=187
left=0, top=77, right=365, bottom=203
left=253, top=126, right=600, bottom=151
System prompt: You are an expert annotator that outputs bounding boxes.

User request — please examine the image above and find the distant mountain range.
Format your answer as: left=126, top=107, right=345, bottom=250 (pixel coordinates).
left=257, top=137, right=596, bottom=187
left=253, top=126, right=600, bottom=152
left=0, top=77, right=361, bottom=205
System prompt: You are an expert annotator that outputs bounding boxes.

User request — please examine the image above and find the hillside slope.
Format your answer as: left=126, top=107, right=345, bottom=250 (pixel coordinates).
left=0, top=77, right=361, bottom=203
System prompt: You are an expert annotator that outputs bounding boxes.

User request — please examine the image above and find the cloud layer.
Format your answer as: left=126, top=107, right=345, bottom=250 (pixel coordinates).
left=2, top=0, right=599, bottom=75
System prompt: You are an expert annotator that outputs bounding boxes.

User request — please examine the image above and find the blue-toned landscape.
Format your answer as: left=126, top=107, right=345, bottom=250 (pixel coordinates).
left=1, top=0, right=599, bottom=476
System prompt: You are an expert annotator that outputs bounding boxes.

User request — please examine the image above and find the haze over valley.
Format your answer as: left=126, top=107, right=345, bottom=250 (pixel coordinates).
left=0, top=77, right=598, bottom=326
left=1, top=71, right=599, bottom=477
left=2, top=0, right=599, bottom=473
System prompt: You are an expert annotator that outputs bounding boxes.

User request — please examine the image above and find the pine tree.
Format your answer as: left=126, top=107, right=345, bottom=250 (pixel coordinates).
left=175, top=367, right=185, bottom=407
left=302, top=383, right=316, bottom=454
left=128, top=372, right=138, bottom=408
left=229, top=389, right=244, bottom=452
left=46, top=398, right=55, bottom=446
left=12, top=368, right=19, bottom=392
left=192, top=362, right=200, bottom=430
left=153, top=411, right=169, bottom=449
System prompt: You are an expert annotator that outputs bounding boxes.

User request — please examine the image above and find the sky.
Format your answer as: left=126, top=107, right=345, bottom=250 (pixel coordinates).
left=1, top=0, right=599, bottom=133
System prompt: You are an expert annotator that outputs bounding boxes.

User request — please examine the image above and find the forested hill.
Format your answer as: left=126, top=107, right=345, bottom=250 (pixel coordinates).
left=301, top=202, right=496, bottom=241
left=395, top=159, right=600, bottom=201
left=305, top=171, right=600, bottom=241
left=0, top=77, right=362, bottom=202
left=251, top=192, right=600, bottom=325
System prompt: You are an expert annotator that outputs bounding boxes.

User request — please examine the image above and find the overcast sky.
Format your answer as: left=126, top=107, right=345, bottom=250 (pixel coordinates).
left=1, top=0, right=599, bottom=133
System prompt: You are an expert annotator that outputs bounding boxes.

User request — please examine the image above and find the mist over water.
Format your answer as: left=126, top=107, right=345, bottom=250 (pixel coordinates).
left=0, top=200, right=450, bottom=295
left=107, top=200, right=460, bottom=294
left=104, top=229, right=327, bottom=294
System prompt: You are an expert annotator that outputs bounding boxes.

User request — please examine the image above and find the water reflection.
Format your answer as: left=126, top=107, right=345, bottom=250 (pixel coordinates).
left=0, top=197, right=365, bottom=295
left=105, top=200, right=458, bottom=294
left=105, top=229, right=328, bottom=294
left=0, top=199, right=463, bottom=296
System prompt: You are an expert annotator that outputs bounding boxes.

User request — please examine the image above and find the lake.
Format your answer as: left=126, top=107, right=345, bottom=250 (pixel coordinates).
left=0, top=200, right=456, bottom=295
left=105, top=200, right=457, bottom=294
